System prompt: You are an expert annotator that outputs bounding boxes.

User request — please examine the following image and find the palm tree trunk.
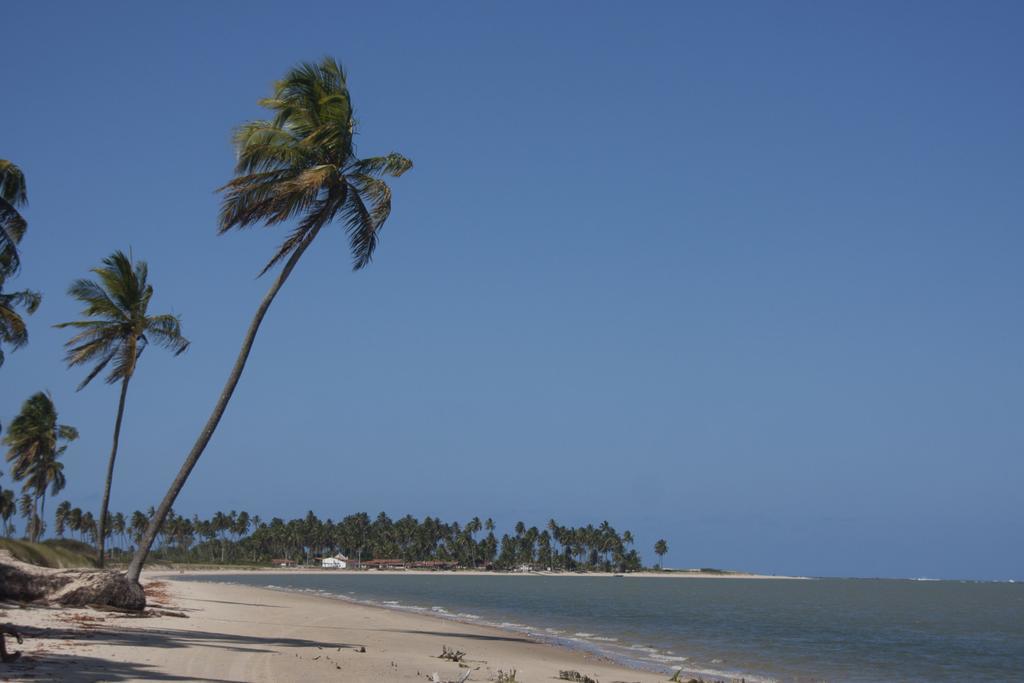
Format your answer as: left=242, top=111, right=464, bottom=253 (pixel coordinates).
left=37, top=491, right=46, bottom=543
left=97, top=375, right=130, bottom=568
left=126, top=225, right=321, bottom=583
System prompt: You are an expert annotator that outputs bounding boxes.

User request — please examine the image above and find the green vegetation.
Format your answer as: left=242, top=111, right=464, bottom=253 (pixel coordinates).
left=2, top=393, right=78, bottom=542
left=56, top=250, right=189, bottom=567
left=0, top=159, right=41, bottom=368
left=40, top=506, right=649, bottom=572
left=0, top=538, right=97, bottom=568
left=655, top=538, right=669, bottom=569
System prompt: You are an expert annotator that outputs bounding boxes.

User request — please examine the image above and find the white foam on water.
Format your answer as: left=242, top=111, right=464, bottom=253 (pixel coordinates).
left=649, top=654, right=689, bottom=663
left=629, top=644, right=660, bottom=654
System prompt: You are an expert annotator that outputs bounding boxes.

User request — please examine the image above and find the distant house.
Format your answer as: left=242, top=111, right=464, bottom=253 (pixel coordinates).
left=322, top=553, right=348, bottom=569
left=362, top=559, right=406, bottom=570
left=409, top=560, right=457, bottom=571
left=272, top=558, right=297, bottom=567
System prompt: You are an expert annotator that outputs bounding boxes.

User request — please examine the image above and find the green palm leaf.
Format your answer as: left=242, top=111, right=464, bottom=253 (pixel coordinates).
left=219, top=56, right=412, bottom=273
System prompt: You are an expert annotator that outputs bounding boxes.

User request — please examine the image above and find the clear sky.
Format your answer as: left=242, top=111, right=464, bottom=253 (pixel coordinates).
left=3, top=1, right=1022, bottom=580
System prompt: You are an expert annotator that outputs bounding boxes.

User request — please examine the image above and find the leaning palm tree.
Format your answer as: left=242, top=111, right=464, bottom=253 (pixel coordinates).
left=3, top=392, right=78, bottom=542
left=54, top=499, right=72, bottom=537
left=125, top=58, right=412, bottom=583
left=55, top=250, right=189, bottom=566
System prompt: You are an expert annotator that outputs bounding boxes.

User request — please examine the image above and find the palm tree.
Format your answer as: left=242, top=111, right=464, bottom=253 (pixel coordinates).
left=3, top=392, right=78, bottom=542
left=126, top=57, right=412, bottom=583
left=111, top=511, right=127, bottom=552
left=0, top=486, right=14, bottom=537
left=68, top=506, right=83, bottom=540
left=55, top=250, right=188, bottom=566
left=18, top=493, right=35, bottom=538
left=654, top=539, right=668, bottom=570
left=0, top=160, right=41, bottom=368
left=0, top=159, right=28, bottom=276
left=55, top=500, right=72, bottom=537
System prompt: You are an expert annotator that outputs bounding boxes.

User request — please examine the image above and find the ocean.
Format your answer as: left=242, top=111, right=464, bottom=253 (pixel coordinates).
left=180, top=573, right=1024, bottom=682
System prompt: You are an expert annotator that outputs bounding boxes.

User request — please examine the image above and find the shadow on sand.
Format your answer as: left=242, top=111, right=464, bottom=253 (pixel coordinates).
left=3, top=624, right=365, bottom=682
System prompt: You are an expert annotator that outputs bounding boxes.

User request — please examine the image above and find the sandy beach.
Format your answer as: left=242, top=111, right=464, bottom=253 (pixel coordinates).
left=1, top=572, right=682, bottom=682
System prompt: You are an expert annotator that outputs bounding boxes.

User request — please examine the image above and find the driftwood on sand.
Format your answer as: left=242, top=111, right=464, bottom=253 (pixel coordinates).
left=0, top=550, right=145, bottom=612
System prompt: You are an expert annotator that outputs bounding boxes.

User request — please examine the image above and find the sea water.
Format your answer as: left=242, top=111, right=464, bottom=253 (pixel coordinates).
left=180, top=573, right=1024, bottom=682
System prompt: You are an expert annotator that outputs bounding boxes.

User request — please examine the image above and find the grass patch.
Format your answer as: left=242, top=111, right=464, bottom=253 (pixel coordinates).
left=0, top=538, right=98, bottom=568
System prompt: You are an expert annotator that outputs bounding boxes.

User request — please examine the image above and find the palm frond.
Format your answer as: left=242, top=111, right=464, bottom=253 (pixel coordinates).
left=72, top=348, right=117, bottom=390
left=352, top=174, right=393, bottom=231
left=341, top=182, right=378, bottom=271
left=0, top=160, right=28, bottom=207
left=259, top=186, right=344, bottom=276
left=233, top=122, right=312, bottom=175
left=57, top=424, right=79, bottom=442
left=348, top=153, right=413, bottom=179
left=144, top=314, right=189, bottom=355
left=66, top=278, right=127, bottom=320
left=0, top=161, right=28, bottom=280
left=219, top=56, right=410, bottom=275
left=0, top=288, right=42, bottom=359
left=218, top=169, right=305, bottom=232
left=57, top=250, right=187, bottom=385
left=0, top=197, right=27, bottom=278
left=109, top=337, right=138, bottom=382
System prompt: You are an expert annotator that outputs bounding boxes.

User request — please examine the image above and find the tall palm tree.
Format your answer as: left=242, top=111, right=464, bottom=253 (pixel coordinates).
left=3, top=392, right=78, bottom=542
left=126, top=57, right=412, bottom=582
left=55, top=250, right=189, bottom=567
left=0, top=159, right=41, bottom=368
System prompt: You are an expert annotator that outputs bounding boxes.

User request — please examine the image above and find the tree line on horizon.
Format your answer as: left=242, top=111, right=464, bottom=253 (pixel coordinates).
left=3, top=503, right=661, bottom=572
left=1, top=57, right=671, bottom=588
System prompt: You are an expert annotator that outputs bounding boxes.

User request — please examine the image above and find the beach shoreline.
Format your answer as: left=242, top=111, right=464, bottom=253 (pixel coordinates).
left=1, top=571, right=738, bottom=682
left=150, top=566, right=807, bottom=580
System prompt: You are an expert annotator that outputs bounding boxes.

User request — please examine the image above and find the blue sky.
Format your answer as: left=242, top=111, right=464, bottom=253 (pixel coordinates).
left=3, top=1, right=1022, bottom=580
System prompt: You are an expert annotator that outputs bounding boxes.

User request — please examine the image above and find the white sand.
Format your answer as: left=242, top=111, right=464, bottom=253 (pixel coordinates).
left=1, top=573, right=688, bottom=682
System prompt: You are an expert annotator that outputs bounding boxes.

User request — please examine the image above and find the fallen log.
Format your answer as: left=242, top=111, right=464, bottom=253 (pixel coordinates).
left=0, top=550, right=145, bottom=612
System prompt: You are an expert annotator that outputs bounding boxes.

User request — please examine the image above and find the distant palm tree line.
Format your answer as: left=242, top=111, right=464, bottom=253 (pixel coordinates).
left=11, top=506, right=653, bottom=572
left=0, top=58, right=668, bottom=582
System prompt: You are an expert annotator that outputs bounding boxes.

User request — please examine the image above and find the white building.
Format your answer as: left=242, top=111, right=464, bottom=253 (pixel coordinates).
left=321, top=553, right=349, bottom=569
